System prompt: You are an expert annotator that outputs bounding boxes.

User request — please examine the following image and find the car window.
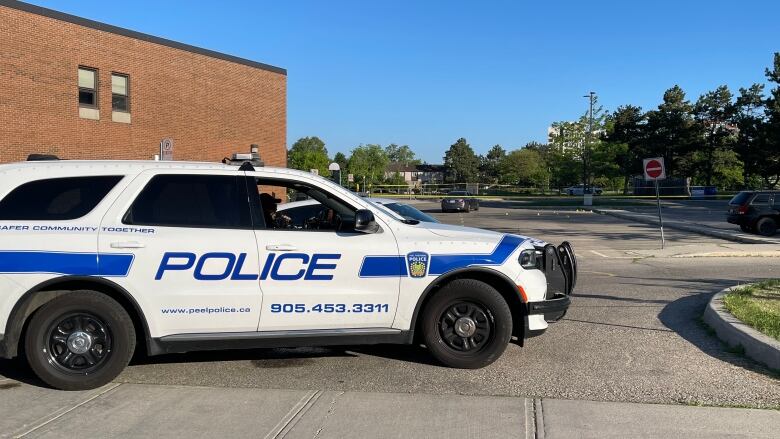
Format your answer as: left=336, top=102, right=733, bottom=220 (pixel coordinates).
left=384, top=202, right=440, bottom=223
left=751, top=194, right=770, bottom=205
left=729, top=192, right=752, bottom=205
left=0, top=176, right=123, bottom=220
left=123, top=174, right=251, bottom=228
left=250, top=177, right=358, bottom=232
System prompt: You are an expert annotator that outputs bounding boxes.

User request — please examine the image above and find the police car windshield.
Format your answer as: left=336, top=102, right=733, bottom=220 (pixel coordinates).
left=382, top=202, right=439, bottom=223
left=368, top=201, right=410, bottom=223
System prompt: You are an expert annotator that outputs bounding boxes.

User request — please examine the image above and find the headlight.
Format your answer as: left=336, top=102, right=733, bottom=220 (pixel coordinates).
left=519, top=249, right=542, bottom=270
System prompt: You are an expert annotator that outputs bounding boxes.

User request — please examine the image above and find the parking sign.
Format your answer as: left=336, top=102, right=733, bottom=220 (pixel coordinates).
left=160, top=138, right=174, bottom=161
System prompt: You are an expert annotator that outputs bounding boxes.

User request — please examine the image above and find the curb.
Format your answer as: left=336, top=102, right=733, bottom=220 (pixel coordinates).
left=593, top=209, right=771, bottom=244
left=702, top=285, right=780, bottom=370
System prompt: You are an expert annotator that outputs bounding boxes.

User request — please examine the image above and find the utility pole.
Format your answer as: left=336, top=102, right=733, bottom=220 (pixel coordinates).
left=583, top=91, right=595, bottom=192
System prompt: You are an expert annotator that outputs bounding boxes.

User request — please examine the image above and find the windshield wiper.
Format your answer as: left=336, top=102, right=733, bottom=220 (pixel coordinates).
left=402, top=219, right=420, bottom=225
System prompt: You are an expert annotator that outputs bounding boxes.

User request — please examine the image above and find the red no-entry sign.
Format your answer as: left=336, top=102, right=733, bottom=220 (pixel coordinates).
left=642, top=157, right=667, bottom=249
left=643, top=157, right=666, bottom=180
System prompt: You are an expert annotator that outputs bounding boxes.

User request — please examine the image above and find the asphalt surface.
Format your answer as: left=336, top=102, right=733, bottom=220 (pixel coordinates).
left=2, top=203, right=779, bottom=408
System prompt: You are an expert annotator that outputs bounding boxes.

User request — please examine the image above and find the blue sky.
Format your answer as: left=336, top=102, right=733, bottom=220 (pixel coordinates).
left=27, top=0, right=780, bottom=163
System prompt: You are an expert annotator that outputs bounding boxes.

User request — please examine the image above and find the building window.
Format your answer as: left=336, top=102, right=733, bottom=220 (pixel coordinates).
left=112, top=73, right=129, bottom=112
left=78, top=67, right=98, bottom=107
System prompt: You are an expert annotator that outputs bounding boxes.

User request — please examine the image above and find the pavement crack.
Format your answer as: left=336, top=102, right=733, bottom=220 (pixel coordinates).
left=267, top=390, right=322, bottom=439
left=12, top=382, right=121, bottom=438
left=312, top=391, right=343, bottom=439
left=533, top=398, right=545, bottom=439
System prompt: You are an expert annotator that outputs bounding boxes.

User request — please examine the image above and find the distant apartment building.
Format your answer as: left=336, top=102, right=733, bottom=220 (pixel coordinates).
left=0, top=0, right=287, bottom=166
left=384, top=163, right=446, bottom=186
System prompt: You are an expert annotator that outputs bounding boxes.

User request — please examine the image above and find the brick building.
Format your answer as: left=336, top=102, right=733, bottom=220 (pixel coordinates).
left=0, top=0, right=286, bottom=167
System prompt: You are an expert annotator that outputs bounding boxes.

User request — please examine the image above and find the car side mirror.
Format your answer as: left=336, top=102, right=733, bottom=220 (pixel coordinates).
left=354, top=209, right=380, bottom=233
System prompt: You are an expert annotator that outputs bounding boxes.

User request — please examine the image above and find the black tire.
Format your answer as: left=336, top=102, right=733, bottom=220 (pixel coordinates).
left=739, top=224, right=753, bottom=233
left=421, top=279, right=512, bottom=369
left=464, top=205, right=470, bottom=213
left=25, top=290, right=135, bottom=390
left=756, top=217, right=777, bottom=236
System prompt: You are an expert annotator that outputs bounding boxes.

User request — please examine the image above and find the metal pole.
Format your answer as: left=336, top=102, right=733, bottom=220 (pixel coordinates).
left=655, top=179, right=665, bottom=249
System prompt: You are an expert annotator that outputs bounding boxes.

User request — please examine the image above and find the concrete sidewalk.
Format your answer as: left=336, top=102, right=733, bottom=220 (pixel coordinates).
left=594, top=209, right=780, bottom=245
left=2, top=380, right=777, bottom=438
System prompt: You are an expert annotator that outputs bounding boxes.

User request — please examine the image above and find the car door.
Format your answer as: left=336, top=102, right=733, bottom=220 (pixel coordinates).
left=97, top=170, right=262, bottom=337
left=245, top=171, right=402, bottom=331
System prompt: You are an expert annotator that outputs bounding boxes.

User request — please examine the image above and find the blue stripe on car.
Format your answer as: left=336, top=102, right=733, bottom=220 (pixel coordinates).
left=358, top=255, right=409, bottom=277
left=359, top=235, right=525, bottom=277
left=0, top=251, right=134, bottom=276
left=428, top=235, right=524, bottom=275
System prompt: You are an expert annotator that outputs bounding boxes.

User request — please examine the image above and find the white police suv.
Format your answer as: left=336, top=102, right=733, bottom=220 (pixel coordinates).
left=0, top=157, right=575, bottom=390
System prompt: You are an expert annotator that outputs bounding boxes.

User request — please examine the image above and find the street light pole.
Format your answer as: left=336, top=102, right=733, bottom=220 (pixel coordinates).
left=583, top=91, right=595, bottom=192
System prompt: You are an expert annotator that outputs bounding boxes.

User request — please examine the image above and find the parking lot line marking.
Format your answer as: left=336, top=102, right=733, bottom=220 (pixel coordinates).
left=580, top=270, right=617, bottom=277
left=589, top=250, right=641, bottom=259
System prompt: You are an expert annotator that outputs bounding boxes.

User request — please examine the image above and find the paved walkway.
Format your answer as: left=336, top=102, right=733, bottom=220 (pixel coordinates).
left=2, top=380, right=777, bottom=438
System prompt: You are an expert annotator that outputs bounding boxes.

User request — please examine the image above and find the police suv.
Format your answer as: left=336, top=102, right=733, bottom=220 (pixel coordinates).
left=0, top=158, right=575, bottom=390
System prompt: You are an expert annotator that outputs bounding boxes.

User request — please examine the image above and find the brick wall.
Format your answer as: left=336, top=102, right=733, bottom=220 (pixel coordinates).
left=0, top=4, right=286, bottom=168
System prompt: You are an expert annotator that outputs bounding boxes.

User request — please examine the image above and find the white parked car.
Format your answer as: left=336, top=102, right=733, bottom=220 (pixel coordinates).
left=564, top=184, right=603, bottom=196
left=0, top=158, right=576, bottom=390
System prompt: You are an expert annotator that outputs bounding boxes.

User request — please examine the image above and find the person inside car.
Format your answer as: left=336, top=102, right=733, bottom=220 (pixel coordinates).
left=259, top=193, right=292, bottom=229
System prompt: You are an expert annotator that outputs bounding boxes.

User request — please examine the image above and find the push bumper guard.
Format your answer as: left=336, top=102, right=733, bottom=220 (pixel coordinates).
left=527, top=241, right=577, bottom=322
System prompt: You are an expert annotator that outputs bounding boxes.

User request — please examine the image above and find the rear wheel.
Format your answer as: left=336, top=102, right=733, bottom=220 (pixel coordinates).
left=25, top=291, right=135, bottom=390
left=421, top=279, right=512, bottom=369
left=756, top=217, right=777, bottom=236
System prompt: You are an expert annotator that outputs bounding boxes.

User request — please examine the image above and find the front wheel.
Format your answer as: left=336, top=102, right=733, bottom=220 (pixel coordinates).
left=421, top=279, right=512, bottom=369
left=25, top=291, right=135, bottom=390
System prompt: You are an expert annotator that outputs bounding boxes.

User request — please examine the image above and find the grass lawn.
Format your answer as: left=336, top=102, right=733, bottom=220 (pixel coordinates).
left=723, top=280, right=780, bottom=341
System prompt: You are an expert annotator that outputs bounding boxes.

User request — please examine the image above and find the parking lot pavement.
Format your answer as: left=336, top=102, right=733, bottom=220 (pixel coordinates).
left=2, top=202, right=779, bottom=425
left=3, top=381, right=778, bottom=438
left=595, top=199, right=780, bottom=244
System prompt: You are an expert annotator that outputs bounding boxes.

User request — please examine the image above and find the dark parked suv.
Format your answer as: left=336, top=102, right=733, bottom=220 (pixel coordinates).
left=727, top=191, right=779, bottom=236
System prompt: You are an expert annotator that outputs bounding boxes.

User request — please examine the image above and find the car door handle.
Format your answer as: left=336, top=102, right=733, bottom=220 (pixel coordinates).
left=266, top=244, right=297, bottom=251
left=110, top=241, right=146, bottom=249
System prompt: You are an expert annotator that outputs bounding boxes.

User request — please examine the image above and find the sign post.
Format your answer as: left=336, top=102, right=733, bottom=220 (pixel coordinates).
left=328, top=162, right=341, bottom=186
left=643, top=157, right=667, bottom=249
left=160, top=138, right=174, bottom=161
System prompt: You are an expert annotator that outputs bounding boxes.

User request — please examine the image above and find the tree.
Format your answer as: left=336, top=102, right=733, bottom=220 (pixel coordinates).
left=605, top=105, right=646, bottom=193
left=479, top=144, right=506, bottom=184
left=385, top=144, right=420, bottom=167
left=732, top=84, right=766, bottom=187
left=762, top=52, right=780, bottom=188
left=693, top=85, right=736, bottom=186
left=333, top=152, right=348, bottom=172
left=346, top=144, right=389, bottom=187
left=288, top=136, right=330, bottom=177
left=498, top=148, right=549, bottom=188
left=443, top=138, right=479, bottom=183
left=644, top=85, right=698, bottom=177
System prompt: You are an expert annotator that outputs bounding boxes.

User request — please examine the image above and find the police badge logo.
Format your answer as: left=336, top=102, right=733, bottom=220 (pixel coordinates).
left=407, top=252, right=429, bottom=278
